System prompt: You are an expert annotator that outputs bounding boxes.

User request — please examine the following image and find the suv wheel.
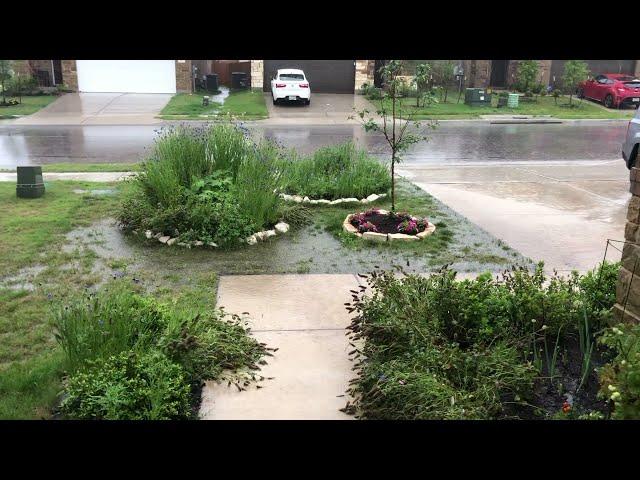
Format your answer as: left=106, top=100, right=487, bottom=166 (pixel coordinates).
left=604, top=94, right=614, bottom=109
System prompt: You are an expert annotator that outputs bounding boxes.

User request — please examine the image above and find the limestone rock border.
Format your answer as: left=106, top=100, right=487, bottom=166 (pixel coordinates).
left=342, top=211, right=436, bottom=242
left=280, top=192, right=387, bottom=206
left=143, top=222, right=291, bottom=248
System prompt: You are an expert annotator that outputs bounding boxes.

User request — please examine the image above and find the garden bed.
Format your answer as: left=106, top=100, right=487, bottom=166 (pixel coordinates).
left=343, top=208, right=436, bottom=242
left=343, top=263, right=624, bottom=420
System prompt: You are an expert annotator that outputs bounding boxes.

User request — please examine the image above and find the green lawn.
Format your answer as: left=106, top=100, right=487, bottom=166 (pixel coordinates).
left=159, top=89, right=268, bottom=120
left=367, top=91, right=635, bottom=120
left=0, top=163, right=140, bottom=173
left=0, top=181, right=222, bottom=419
left=0, top=95, right=58, bottom=118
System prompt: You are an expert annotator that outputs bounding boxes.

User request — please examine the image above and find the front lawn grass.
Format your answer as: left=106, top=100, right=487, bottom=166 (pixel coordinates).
left=159, top=89, right=268, bottom=120
left=0, top=180, right=227, bottom=419
left=367, top=91, right=635, bottom=119
left=0, top=95, right=59, bottom=118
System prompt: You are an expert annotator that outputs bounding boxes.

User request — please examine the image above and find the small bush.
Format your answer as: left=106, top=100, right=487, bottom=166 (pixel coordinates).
left=54, top=280, right=269, bottom=419
left=598, top=323, right=640, bottom=419
left=278, top=142, right=391, bottom=200
left=60, top=351, right=192, bottom=420
left=345, top=262, right=621, bottom=419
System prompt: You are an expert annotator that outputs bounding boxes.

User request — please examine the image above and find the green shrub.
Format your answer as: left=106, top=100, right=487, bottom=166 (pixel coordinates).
left=345, top=262, right=621, bottom=419
left=367, top=87, right=383, bottom=100
left=598, top=322, right=640, bottom=419
left=60, top=351, right=192, bottom=420
left=54, top=280, right=269, bottom=419
left=160, top=312, right=268, bottom=385
left=278, top=142, right=391, bottom=200
left=118, top=124, right=283, bottom=246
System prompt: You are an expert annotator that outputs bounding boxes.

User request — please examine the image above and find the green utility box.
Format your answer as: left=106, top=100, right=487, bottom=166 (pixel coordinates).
left=464, top=88, right=492, bottom=107
left=507, top=93, right=519, bottom=108
left=16, top=166, right=45, bottom=198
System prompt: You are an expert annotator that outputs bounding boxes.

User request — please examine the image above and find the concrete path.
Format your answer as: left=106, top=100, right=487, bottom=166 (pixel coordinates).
left=0, top=171, right=132, bottom=182
left=11, top=93, right=171, bottom=126
left=199, top=274, right=360, bottom=420
left=399, top=159, right=630, bottom=273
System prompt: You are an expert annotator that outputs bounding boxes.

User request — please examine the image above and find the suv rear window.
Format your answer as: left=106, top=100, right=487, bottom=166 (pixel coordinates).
left=279, top=73, right=304, bottom=80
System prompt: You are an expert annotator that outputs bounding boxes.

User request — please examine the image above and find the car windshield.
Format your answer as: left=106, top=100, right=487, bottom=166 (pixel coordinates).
left=623, top=81, right=640, bottom=88
left=279, top=73, right=304, bottom=80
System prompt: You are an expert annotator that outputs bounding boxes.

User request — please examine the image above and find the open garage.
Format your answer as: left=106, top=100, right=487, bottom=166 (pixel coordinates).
left=263, top=60, right=355, bottom=94
left=76, top=60, right=177, bottom=94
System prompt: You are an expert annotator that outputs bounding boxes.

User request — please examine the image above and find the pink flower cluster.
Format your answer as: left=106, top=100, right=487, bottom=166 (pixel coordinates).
left=397, top=219, right=419, bottom=235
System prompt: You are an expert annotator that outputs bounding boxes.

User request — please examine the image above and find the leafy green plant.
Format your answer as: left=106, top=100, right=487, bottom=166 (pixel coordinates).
left=344, top=262, right=621, bottom=419
left=60, top=350, right=192, bottom=420
left=598, top=323, right=640, bottom=419
left=54, top=280, right=269, bottom=419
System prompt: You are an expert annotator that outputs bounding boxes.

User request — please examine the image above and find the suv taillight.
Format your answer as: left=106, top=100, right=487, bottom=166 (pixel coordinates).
left=299, top=83, right=309, bottom=88
left=275, top=83, right=286, bottom=88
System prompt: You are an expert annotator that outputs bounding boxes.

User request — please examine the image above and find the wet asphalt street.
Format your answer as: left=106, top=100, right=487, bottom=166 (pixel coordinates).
left=0, top=122, right=627, bottom=167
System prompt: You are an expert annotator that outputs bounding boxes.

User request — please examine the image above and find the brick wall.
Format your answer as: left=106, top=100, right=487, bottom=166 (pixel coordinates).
left=175, top=60, right=193, bottom=93
left=61, top=60, right=78, bottom=90
left=250, top=60, right=263, bottom=90
left=614, top=167, right=640, bottom=323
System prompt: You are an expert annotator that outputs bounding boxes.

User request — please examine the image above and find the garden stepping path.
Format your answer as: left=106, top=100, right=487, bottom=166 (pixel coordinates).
left=199, top=274, right=360, bottom=420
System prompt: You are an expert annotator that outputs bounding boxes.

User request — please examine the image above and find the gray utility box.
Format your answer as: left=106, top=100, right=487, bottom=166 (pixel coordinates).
left=464, top=88, right=492, bottom=107
left=17, top=166, right=45, bottom=198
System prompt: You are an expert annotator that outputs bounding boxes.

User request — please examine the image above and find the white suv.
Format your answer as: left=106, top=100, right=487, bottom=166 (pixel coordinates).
left=271, top=69, right=311, bottom=105
left=623, top=107, right=640, bottom=168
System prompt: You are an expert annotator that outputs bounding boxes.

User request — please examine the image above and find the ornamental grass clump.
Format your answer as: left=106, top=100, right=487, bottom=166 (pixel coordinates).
left=277, top=142, right=391, bottom=200
left=118, top=123, right=284, bottom=247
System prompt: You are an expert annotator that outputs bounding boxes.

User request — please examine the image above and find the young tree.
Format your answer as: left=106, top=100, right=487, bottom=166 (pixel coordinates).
left=350, top=60, right=437, bottom=211
left=516, top=60, right=539, bottom=93
left=562, top=60, right=589, bottom=106
left=0, top=60, right=13, bottom=105
left=413, top=63, right=431, bottom=107
left=432, top=60, right=455, bottom=103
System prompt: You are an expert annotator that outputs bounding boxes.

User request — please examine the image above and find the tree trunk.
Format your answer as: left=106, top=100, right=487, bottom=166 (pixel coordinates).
left=391, top=150, right=396, bottom=211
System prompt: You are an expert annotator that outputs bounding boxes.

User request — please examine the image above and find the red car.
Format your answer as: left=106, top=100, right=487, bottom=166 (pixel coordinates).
left=578, top=74, right=640, bottom=109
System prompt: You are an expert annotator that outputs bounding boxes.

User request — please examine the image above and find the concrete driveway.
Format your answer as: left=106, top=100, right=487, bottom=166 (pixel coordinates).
left=12, top=93, right=172, bottom=126
left=262, top=93, right=371, bottom=125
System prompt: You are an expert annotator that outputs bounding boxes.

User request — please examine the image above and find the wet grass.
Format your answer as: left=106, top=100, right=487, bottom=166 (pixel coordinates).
left=367, top=91, right=634, bottom=119
left=159, top=90, right=268, bottom=120
left=0, top=95, right=58, bottom=118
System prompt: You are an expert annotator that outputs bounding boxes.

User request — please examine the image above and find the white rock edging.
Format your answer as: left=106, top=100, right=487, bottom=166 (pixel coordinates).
left=280, top=192, right=387, bottom=206
left=141, top=222, right=291, bottom=248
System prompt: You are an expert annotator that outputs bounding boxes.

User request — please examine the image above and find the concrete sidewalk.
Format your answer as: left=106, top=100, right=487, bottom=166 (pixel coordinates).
left=0, top=171, right=133, bottom=182
left=199, top=274, right=359, bottom=420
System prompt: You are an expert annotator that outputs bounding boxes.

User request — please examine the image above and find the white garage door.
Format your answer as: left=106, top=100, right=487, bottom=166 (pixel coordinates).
left=76, top=60, right=177, bottom=93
